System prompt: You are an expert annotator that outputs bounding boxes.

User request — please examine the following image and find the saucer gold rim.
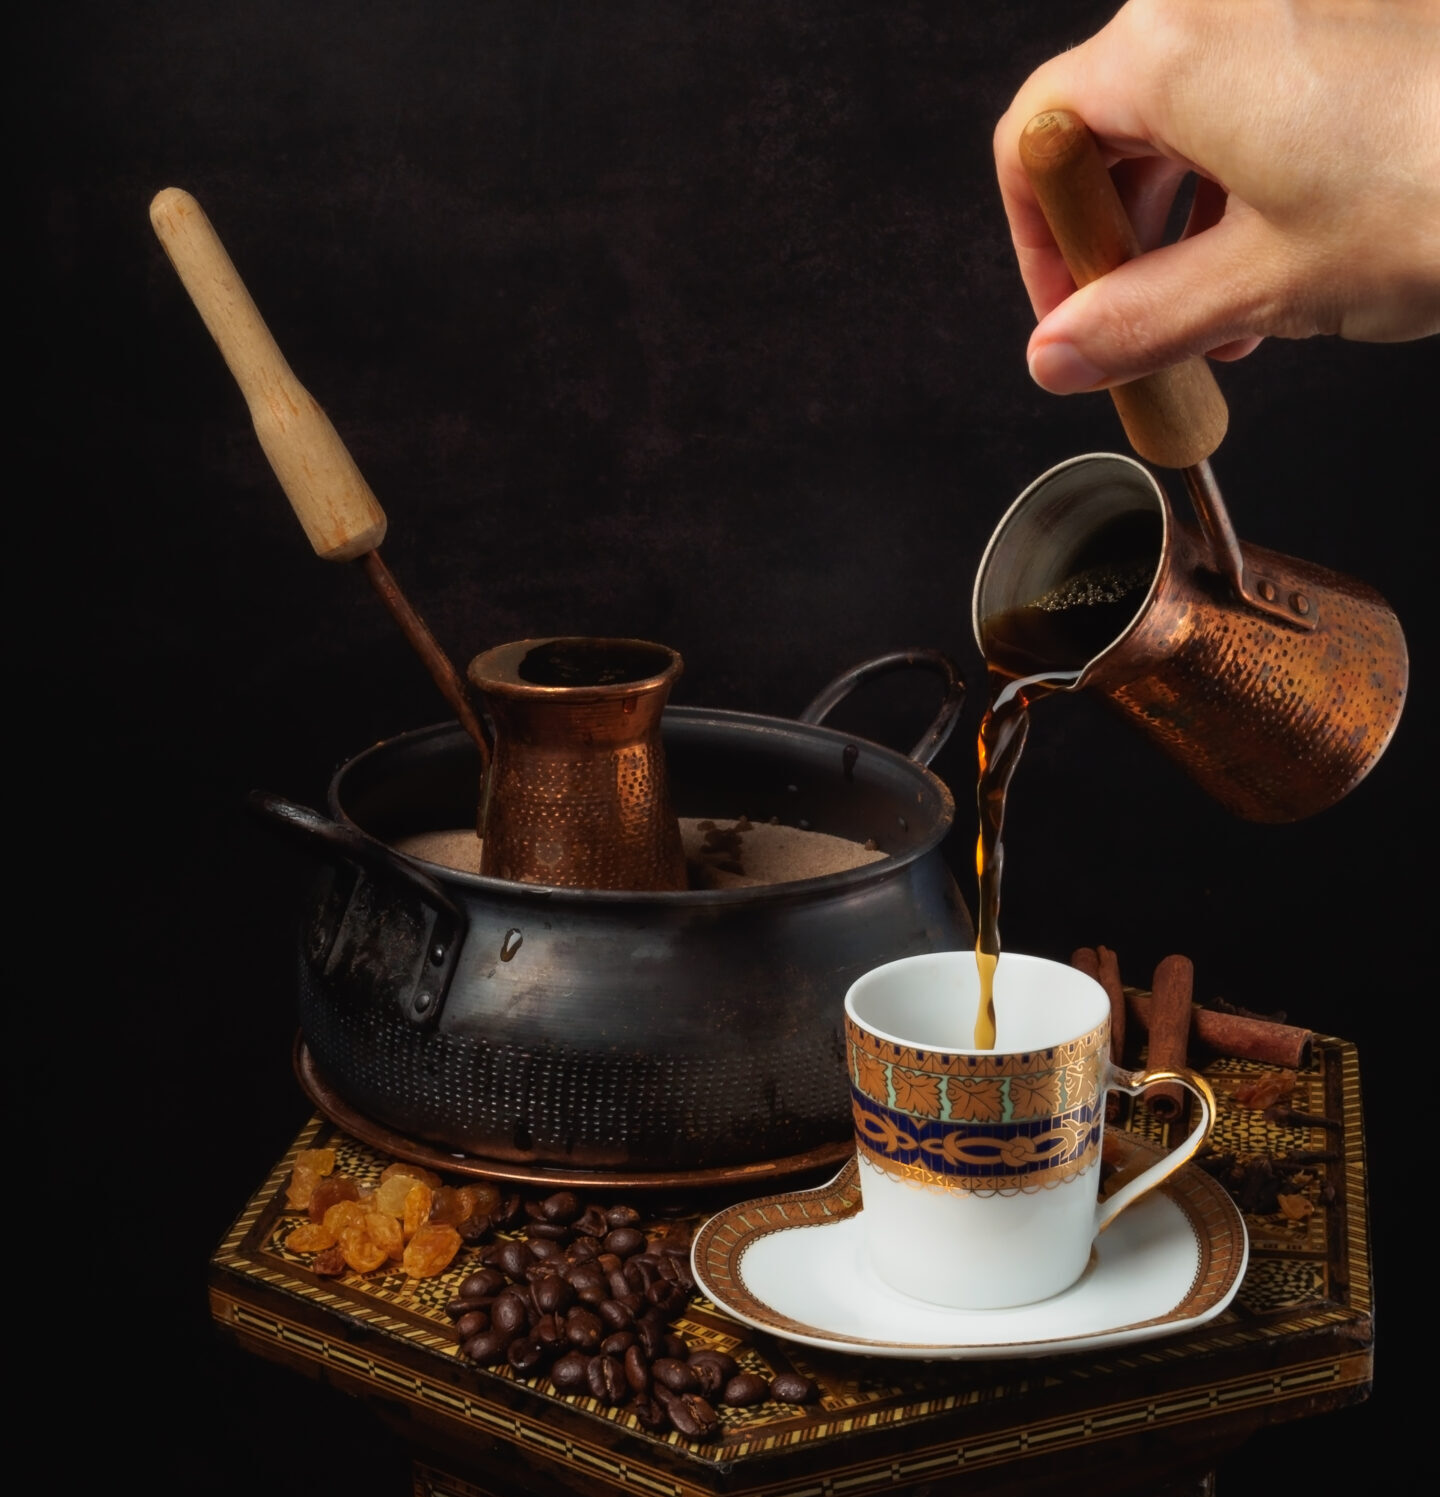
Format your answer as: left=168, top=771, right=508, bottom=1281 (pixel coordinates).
left=690, top=1133, right=1248, bottom=1357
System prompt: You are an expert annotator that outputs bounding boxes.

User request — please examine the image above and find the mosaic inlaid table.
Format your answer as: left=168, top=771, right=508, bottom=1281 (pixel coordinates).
left=208, top=1036, right=1372, bottom=1496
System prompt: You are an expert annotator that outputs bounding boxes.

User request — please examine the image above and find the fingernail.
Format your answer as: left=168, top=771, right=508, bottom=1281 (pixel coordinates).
left=1028, top=341, right=1107, bottom=394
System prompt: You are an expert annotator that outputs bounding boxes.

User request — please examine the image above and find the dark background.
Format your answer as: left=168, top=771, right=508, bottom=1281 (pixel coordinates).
left=25, top=2, right=1426, bottom=1489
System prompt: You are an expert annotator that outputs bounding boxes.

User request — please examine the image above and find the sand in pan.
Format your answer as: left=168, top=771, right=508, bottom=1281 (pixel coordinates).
left=392, top=817, right=886, bottom=889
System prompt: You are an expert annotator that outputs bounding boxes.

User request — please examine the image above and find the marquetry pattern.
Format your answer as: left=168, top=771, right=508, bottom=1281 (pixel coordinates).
left=212, top=1039, right=1372, bottom=1496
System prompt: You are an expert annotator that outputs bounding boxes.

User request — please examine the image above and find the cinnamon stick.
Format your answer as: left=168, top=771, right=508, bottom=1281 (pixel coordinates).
left=1143, top=956, right=1193, bottom=1121
left=1070, top=947, right=1100, bottom=980
left=1125, top=990, right=1313, bottom=1070
left=1071, top=946, right=1125, bottom=1064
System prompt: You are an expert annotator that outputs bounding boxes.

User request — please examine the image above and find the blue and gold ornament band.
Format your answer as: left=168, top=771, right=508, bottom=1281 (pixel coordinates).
left=846, top=1015, right=1107, bottom=1194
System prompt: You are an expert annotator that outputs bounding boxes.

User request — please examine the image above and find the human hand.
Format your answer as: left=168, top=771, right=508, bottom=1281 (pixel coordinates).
left=994, top=0, right=1440, bottom=393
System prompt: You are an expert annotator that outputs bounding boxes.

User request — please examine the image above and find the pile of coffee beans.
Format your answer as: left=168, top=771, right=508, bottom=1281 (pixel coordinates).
left=444, top=1189, right=818, bottom=1439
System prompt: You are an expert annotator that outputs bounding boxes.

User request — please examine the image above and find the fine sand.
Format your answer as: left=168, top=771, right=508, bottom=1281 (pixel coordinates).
left=393, top=816, right=886, bottom=889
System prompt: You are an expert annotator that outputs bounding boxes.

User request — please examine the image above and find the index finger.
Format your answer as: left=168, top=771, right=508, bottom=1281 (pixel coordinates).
left=993, top=28, right=1197, bottom=319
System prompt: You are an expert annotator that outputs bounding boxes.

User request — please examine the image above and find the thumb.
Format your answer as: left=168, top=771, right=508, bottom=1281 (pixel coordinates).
left=1027, top=210, right=1297, bottom=392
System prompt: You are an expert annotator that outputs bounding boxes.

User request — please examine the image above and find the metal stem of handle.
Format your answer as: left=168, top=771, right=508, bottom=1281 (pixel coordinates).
left=1183, top=462, right=1316, bottom=632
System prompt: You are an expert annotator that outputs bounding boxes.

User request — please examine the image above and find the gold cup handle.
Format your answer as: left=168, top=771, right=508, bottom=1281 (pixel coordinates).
left=1095, top=1067, right=1217, bottom=1234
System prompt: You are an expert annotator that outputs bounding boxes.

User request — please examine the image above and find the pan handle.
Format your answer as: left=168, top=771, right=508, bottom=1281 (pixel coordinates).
left=246, top=789, right=467, bottom=1028
left=798, top=649, right=966, bottom=766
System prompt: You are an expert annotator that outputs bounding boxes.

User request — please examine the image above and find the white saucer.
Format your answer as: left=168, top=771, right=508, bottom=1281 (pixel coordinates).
left=691, top=1134, right=1248, bottom=1360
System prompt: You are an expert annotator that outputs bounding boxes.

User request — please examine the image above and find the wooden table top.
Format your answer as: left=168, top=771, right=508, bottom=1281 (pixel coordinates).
left=209, top=1036, right=1371, bottom=1496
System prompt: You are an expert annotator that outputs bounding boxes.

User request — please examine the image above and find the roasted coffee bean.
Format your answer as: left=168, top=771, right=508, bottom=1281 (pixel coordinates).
left=607, top=1269, right=632, bottom=1300
left=490, top=1193, right=524, bottom=1232
left=616, top=1290, right=646, bottom=1316
left=463, top=1328, right=513, bottom=1365
left=651, top=1357, right=699, bottom=1394
left=533, top=1276, right=575, bottom=1315
left=598, top=1298, right=634, bottom=1331
left=646, top=1280, right=685, bottom=1314
left=459, top=1268, right=506, bottom=1300
left=565, top=1237, right=601, bottom=1264
left=624, top=1343, right=651, bottom=1395
left=688, top=1351, right=738, bottom=1383
left=630, top=1394, right=668, bottom=1432
left=604, top=1227, right=647, bottom=1258
left=526, top=1220, right=571, bottom=1242
left=458, top=1216, right=491, bottom=1245
left=660, top=1255, right=695, bottom=1292
left=635, top=1318, right=668, bottom=1360
left=605, top=1204, right=642, bottom=1229
left=453, top=1309, right=490, bottom=1341
left=507, top=1337, right=549, bottom=1375
left=565, top=1307, right=604, bottom=1351
left=533, top=1313, right=566, bottom=1350
left=445, top=1295, right=494, bottom=1320
left=565, top=1263, right=606, bottom=1294
left=495, top=1240, right=534, bottom=1279
left=528, top=1237, right=566, bottom=1262
left=573, top=1206, right=609, bottom=1239
left=549, top=1351, right=590, bottom=1392
left=722, top=1373, right=769, bottom=1407
left=600, top=1330, right=635, bottom=1358
left=540, top=1191, right=582, bottom=1224
left=491, top=1291, right=533, bottom=1338
left=587, top=1353, right=627, bottom=1405
left=662, top=1333, right=689, bottom=1361
left=656, top=1386, right=719, bottom=1440
left=595, top=1252, right=624, bottom=1277
left=770, top=1372, right=819, bottom=1404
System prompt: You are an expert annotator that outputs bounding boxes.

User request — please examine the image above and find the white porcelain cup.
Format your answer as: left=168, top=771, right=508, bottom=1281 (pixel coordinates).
left=843, top=951, right=1215, bottom=1310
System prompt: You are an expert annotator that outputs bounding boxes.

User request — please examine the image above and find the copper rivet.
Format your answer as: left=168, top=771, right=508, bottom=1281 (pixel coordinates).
left=1293, top=593, right=1310, bottom=615
left=1259, top=579, right=1277, bottom=601
left=415, top=991, right=434, bottom=1013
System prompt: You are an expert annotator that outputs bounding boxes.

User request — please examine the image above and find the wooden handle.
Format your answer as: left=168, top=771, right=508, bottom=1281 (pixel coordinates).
left=1019, top=110, right=1228, bottom=469
left=149, top=188, right=387, bottom=560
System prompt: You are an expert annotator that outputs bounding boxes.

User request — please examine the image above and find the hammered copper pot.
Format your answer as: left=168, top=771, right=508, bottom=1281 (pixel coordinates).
left=466, top=636, right=688, bottom=892
left=973, top=453, right=1408, bottom=822
left=252, top=655, right=973, bottom=1174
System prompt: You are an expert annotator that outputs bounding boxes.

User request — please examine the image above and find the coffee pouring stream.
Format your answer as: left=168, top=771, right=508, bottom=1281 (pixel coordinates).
left=965, top=112, right=1408, bottom=1050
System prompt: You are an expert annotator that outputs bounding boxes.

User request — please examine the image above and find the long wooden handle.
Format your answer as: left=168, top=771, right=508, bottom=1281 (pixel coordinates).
left=149, top=187, right=387, bottom=561
left=1019, top=110, right=1228, bottom=469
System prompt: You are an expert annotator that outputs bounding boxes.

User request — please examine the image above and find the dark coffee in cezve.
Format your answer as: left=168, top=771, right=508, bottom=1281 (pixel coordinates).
left=973, top=525, right=1155, bottom=1048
